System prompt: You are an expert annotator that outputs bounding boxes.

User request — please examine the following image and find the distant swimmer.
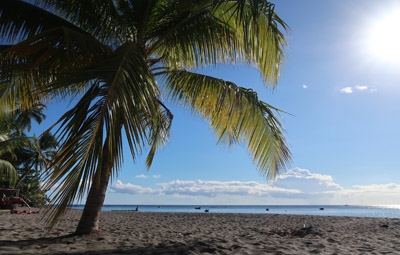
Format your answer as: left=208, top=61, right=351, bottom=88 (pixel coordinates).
left=205, top=209, right=209, bottom=213
left=135, top=206, right=139, bottom=211
left=266, top=208, right=269, bottom=211
left=195, top=206, right=201, bottom=210
left=319, top=208, right=324, bottom=210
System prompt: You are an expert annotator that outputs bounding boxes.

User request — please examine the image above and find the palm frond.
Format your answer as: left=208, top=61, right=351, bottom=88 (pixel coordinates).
left=145, top=100, right=173, bottom=168
left=42, top=43, right=161, bottom=227
left=0, top=26, right=111, bottom=111
left=35, top=0, right=126, bottom=45
left=0, top=132, right=32, bottom=157
left=0, top=159, right=17, bottom=187
left=213, top=1, right=289, bottom=86
left=10, top=103, right=47, bottom=131
left=0, top=0, right=87, bottom=42
left=150, top=0, right=288, bottom=87
left=162, top=70, right=291, bottom=178
left=153, top=5, right=235, bottom=69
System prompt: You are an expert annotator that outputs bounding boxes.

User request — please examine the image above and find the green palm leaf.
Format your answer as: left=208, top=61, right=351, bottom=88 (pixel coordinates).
left=0, top=0, right=86, bottom=41
left=42, top=43, right=166, bottom=227
left=0, top=25, right=112, bottom=111
left=162, top=70, right=291, bottom=178
left=35, top=0, right=126, bottom=44
left=152, top=0, right=288, bottom=87
left=0, top=159, right=17, bottom=187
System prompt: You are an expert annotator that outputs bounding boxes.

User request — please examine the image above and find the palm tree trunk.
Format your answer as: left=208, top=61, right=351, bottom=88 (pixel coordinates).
left=75, top=145, right=111, bottom=235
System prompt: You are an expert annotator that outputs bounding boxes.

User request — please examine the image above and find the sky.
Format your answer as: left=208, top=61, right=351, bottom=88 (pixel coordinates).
left=31, top=0, right=400, bottom=205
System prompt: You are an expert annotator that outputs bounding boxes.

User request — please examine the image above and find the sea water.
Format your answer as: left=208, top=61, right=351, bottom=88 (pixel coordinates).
left=69, top=205, right=400, bottom=218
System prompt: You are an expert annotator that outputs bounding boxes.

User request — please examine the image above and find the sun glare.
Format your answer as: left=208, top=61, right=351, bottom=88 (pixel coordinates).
left=367, top=10, right=400, bottom=62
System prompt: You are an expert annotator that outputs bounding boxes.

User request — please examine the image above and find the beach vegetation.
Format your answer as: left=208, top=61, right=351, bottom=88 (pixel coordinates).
left=0, top=0, right=291, bottom=234
left=0, top=104, right=55, bottom=207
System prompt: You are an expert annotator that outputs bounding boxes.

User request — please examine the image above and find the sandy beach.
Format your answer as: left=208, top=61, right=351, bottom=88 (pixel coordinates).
left=1, top=209, right=400, bottom=254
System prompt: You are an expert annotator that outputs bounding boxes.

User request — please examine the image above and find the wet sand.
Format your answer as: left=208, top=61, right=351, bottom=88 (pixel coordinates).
left=1, top=209, right=400, bottom=254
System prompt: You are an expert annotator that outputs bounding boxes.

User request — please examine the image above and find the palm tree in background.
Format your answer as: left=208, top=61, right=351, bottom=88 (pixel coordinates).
left=0, top=0, right=291, bottom=235
left=0, top=114, right=21, bottom=187
left=0, top=104, right=48, bottom=187
left=12, top=103, right=47, bottom=132
left=14, top=132, right=58, bottom=188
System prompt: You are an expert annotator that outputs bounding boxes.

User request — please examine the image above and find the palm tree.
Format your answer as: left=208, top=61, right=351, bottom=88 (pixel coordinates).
left=0, top=104, right=49, bottom=187
left=15, top=132, right=58, bottom=188
left=0, top=0, right=291, bottom=234
left=0, top=114, right=26, bottom=187
left=12, top=103, right=47, bottom=132
left=12, top=132, right=57, bottom=206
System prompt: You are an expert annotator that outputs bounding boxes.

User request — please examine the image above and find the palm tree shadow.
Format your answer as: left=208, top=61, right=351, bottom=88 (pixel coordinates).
left=1, top=237, right=226, bottom=255
left=52, top=241, right=220, bottom=255
left=0, top=233, right=76, bottom=248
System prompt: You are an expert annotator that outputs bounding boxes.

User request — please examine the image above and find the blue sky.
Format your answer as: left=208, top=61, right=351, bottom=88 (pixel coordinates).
left=33, top=0, right=400, bottom=205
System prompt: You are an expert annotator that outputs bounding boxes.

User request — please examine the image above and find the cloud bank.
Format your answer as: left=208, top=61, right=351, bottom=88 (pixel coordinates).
left=157, top=180, right=300, bottom=197
left=110, top=168, right=400, bottom=205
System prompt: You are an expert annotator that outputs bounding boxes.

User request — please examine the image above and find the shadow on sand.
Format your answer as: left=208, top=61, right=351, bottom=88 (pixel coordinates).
left=0, top=234, right=76, bottom=247
left=0, top=236, right=227, bottom=255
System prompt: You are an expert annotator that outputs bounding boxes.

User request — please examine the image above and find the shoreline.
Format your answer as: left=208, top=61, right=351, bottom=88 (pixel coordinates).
left=1, top=209, right=400, bottom=254
left=69, top=204, right=400, bottom=219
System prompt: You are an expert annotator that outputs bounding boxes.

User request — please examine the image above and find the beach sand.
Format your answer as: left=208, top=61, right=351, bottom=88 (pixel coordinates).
left=1, top=209, right=400, bottom=254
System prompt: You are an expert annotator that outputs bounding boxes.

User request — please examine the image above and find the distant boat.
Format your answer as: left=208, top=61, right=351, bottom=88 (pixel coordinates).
left=319, top=208, right=324, bottom=210
left=195, top=206, right=201, bottom=210
left=205, top=209, right=209, bottom=213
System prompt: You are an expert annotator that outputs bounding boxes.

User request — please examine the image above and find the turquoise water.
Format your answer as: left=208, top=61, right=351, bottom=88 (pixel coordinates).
left=69, top=205, right=400, bottom=218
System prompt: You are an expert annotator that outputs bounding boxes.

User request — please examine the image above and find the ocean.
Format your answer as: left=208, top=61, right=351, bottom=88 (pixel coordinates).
left=69, top=205, right=400, bottom=218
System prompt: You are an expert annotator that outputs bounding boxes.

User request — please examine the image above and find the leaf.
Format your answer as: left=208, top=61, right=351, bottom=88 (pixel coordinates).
left=0, top=0, right=87, bottom=42
left=0, top=159, right=18, bottom=187
left=162, top=70, right=291, bottom=178
left=41, top=43, right=164, bottom=227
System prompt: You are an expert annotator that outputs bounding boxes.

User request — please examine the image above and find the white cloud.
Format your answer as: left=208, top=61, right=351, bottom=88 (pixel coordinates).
left=110, top=180, right=156, bottom=194
left=274, top=168, right=342, bottom=193
left=340, top=85, right=377, bottom=94
left=109, top=168, right=400, bottom=205
left=354, top=85, right=368, bottom=91
left=135, top=174, right=149, bottom=179
left=302, top=85, right=308, bottom=89
left=340, top=87, right=353, bottom=94
left=351, top=183, right=400, bottom=193
left=152, top=175, right=161, bottom=179
left=157, top=180, right=300, bottom=197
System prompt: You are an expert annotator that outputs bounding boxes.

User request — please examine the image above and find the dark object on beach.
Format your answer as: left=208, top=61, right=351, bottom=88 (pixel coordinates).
left=266, top=208, right=269, bottom=211
left=319, top=208, right=324, bottom=210
left=0, top=189, right=28, bottom=210
left=205, top=209, right=209, bottom=213
left=135, top=206, right=139, bottom=211
left=195, top=206, right=201, bottom=210
left=380, top=224, right=389, bottom=228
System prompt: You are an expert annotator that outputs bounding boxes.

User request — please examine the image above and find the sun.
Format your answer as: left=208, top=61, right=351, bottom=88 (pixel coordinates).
left=367, top=10, right=400, bottom=62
